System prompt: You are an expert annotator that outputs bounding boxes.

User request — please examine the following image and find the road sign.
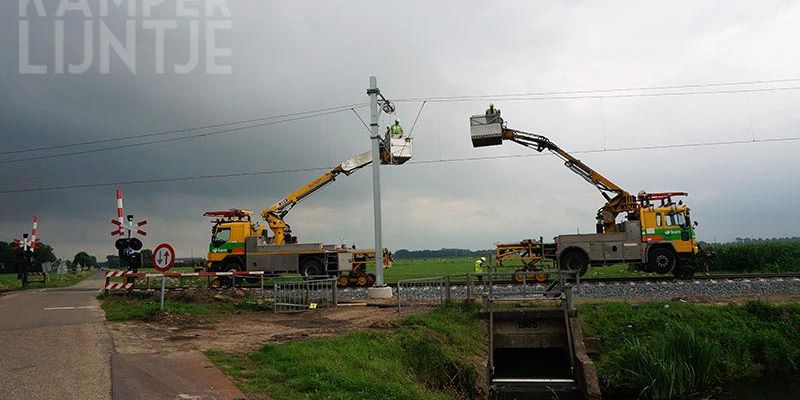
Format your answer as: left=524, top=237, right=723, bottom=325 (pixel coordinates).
left=152, top=243, right=176, bottom=273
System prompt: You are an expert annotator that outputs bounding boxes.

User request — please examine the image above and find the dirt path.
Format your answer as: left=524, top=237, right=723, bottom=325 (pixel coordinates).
left=110, top=302, right=411, bottom=355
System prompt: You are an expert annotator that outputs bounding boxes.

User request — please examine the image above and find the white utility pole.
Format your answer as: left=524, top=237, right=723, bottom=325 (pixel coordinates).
left=368, top=76, right=385, bottom=287
left=366, top=76, right=393, bottom=298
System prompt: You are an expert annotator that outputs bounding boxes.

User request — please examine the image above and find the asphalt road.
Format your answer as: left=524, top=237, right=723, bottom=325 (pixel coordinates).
left=0, top=272, right=112, bottom=400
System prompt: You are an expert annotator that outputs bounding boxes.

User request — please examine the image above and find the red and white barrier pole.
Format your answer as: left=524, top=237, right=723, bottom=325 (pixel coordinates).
left=116, top=190, right=124, bottom=236
left=31, top=216, right=38, bottom=244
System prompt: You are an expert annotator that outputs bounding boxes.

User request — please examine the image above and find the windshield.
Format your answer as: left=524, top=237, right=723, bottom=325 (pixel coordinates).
left=212, top=227, right=231, bottom=245
left=670, top=212, right=687, bottom=227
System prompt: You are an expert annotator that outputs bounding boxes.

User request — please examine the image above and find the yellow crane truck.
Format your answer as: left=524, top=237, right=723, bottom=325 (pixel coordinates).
left=204, top=138, right=412, bottom=287
left=470, top=112, right=702, bottom=278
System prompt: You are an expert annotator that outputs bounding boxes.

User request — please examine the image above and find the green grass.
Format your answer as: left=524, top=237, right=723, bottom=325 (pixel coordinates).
left=208, top=302, right=486, bottom=400
left=0, top=271, right=94, bottom=291
left=579, top=301, right=800, bottom=399
left=99, top=291, right=272, bottom=321
left=368, top=257, right=476, bottom=283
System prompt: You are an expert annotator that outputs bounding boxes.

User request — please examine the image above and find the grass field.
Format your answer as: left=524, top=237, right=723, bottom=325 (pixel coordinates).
left=209, top=302, right=485, bottom=400
left=0, top=271, right=94, bottom=291
left=206, top=300, right=800, bottom=400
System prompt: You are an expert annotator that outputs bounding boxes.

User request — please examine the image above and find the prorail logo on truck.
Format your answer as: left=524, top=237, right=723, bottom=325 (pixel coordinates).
left=18, top=0, right=232, bottom=75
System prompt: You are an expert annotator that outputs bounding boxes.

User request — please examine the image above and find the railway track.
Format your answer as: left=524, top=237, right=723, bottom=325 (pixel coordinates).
left=98, top=271, right=800, bottom=300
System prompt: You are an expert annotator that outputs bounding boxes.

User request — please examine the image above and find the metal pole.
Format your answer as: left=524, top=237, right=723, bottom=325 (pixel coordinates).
left=160, top=275, right=166, bottom=311
left=368, top=76, right=385, bottom=287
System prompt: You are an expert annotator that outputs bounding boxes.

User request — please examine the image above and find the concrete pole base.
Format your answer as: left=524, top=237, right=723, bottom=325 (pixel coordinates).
left=367, top=285, right=393, bottom=299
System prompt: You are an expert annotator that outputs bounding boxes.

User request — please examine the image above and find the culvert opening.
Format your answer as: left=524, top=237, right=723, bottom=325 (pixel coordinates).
left=493, top=348, right=572, bottom=379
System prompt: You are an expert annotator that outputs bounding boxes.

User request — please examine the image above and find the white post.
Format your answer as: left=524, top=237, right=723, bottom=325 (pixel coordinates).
left=160, top=275, right=166, bottom=311
left=367, top=76, right=392, bottom=298
left=369, top=76, right=384, bottom=286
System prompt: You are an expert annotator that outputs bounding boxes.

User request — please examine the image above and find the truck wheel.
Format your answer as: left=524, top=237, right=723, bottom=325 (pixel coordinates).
left=301, top=258, right=324, bottom=278
left=649, top=247, right=676, bottom=274
left=560, top=251, right=588, bottom=277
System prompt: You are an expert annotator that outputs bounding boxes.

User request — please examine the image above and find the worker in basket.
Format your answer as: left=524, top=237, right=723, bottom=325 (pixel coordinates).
left=485, top=103, right=501, bottom=119
left=389, top=119, right=404, bottom=138
left=474, top=256, right=486, bottom=284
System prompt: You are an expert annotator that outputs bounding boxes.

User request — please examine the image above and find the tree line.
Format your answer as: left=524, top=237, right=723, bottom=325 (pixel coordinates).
left=392, top=248, right=494, bottom=260
left=0, top=241, right=100, bottom=274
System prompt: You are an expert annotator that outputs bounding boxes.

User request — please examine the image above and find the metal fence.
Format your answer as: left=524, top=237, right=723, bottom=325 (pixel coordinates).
left=396, top=270, right=581, bottom=313
left=273, top=277, right=338, bottom=313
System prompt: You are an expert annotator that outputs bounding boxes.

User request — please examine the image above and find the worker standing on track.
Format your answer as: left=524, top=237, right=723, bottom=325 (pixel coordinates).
left=474, top=256, right=486, bottom=283
left=389, top=119, right=404, bottom=138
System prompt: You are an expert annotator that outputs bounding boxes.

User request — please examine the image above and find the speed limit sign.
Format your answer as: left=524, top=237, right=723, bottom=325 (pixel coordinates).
left=151, top=243, right=176, bottom=272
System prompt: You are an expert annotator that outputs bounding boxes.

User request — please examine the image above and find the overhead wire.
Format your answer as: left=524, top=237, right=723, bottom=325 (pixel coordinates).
left=2, top=135, right=798, bottom=195
left=0, top=107, right=361, bottom=165
left=351, top=108, right=372, bottom=134
left=391, top=77, right=800, bottom=103
left=0, top=102, right=368, bottom=156
left=394, top=85, right=800, bottom=103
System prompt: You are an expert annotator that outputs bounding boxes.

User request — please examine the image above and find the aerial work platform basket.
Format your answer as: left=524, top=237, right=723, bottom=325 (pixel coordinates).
left=470, top=114, right=505, bottom=148
left=380, top=137, right=413, bottom=165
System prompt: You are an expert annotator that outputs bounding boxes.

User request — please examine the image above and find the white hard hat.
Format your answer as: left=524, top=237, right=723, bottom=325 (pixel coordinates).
left=480, top=257, right=486, bottom=262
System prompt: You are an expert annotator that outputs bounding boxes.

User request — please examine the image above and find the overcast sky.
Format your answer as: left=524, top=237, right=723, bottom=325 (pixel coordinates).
left=1, top=0, right=799, bottom=261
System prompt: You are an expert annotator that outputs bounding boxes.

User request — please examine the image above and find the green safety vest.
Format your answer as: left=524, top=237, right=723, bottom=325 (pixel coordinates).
left=390, top=124, right=404, bottom=136
left=474, top=260, right=484, bottom=273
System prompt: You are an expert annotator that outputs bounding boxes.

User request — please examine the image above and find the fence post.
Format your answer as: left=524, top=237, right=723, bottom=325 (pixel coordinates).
left=273, top=282, right=278, bottom=313
left=331, top=278, right=338, bottom=306
left=467, top=273, right=473, bottom=301
left=444, top=275, right=451, bottom=303
left=396, top=281, right=401, bottom=313
left=522, top=272, right=527, bottom=296
left=260, top=275, right=265, bottom=296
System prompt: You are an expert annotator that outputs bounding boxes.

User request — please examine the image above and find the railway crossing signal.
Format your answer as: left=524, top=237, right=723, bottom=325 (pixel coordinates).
left=11, top=216, right=41, bottom=286
left=111, top=190, right=146, bottom=272
left=12, top=216, right=40, bottom=253
left=111, top=190, right=147, bottom=237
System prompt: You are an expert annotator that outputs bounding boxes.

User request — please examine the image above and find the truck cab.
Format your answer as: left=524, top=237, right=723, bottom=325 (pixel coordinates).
left=639, top=204, right=699, bottom=260
left=208, top=220, right=262, bottom=265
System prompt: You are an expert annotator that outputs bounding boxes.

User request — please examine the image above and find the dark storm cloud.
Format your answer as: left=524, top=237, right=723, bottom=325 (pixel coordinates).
left=1, top=0, right=799, bottom=260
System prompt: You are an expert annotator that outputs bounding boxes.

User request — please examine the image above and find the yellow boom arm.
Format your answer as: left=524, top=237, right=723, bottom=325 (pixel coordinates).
left=260, top=151, right=372, bottom=244
left=470, top=114, right=636, bottom=232
left=499, top=129, right=637, bottom=232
